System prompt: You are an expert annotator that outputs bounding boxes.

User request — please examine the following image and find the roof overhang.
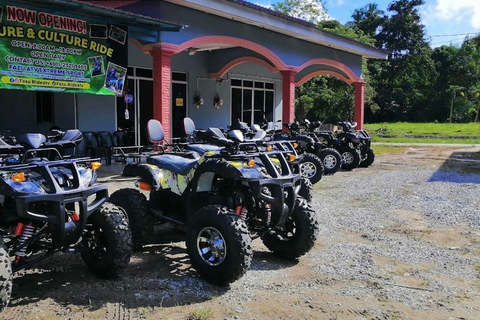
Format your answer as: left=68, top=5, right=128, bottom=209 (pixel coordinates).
left=3, top=0, right=183, bottom=43
left=165, top=0, right=387, bottom=60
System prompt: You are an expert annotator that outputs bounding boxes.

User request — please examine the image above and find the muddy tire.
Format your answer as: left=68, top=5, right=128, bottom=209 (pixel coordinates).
left=338, top=146, right=361, bottom=171
left=298, top=177, right=313, bottom=202
left=81, top=203, right=132, bottom=278
left=359, top=148, right=375, bottom=168
left=186, top=205, right=252, bottom=285
left=299, top=153, right=324, bottom=184
left=110, top=188, right=152, bottom=250
left=319, top=148, right=342, bottom=175
left=0, top=239, right=12, bottom=312
left=261, top=197, right=319, bottom=259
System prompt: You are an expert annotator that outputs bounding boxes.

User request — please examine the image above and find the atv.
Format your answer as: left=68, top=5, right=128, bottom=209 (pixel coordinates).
left=184, top=118, right=313, bottom=202
left=0, top=131, right=132, bottom=311
left=270, top=122, right=327, bottom=181
left=332, top=121, right=375, bottom=170
left=297, top=120, right=343, bottom=175
left=111, top=120, right=319, bottom=285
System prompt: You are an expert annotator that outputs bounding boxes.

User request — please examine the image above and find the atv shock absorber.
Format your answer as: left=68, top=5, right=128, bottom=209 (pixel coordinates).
left=15, top=223, right=35, bottom=261
left=265, top=203, right=272, bottom=226
left=235, top=206, right=248, bottom=221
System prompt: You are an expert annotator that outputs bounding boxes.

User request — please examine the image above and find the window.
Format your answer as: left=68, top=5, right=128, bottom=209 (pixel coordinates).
left=231, top=79, right=275, bottom=125
left=36, top=92, right=54, bottom=123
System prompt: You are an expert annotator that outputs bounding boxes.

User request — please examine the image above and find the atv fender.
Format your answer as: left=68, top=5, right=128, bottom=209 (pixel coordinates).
left=122, top=163, right=163, bottom=190
left=191, top=160, right=243, bottom=193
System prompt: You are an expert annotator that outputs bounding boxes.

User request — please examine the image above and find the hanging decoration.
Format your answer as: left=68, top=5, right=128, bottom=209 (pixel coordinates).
left=194, top=90, right=204, bottom=109
left=122, top=79, right=132, bottom=120
left=194, top=77, right=204, bottom=109
left=213, top=80, right=223, bottom=109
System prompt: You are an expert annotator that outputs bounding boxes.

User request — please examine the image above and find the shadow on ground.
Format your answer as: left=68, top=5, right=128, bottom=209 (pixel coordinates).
left=429, top=150, right=480, bottom=184
left=8, top=225, right=296, bottom=314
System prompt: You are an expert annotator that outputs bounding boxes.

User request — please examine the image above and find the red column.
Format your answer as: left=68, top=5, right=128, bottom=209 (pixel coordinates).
left=281, top=70, right=297, bottom=132
left=354, top=82, right=366, bottom=130
left=150, top=48, right=174, bottom=141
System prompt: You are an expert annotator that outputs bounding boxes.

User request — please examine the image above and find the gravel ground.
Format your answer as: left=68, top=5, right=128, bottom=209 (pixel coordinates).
left=3, top=146, right=480, bottom=320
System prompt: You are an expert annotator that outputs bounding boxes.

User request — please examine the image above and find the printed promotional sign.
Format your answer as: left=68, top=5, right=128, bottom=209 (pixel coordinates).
left=0, top=4, right=128, bottom=95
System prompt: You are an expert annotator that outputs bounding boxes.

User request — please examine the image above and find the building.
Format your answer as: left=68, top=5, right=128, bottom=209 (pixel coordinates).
left=0, top=0, right=386, bottom=145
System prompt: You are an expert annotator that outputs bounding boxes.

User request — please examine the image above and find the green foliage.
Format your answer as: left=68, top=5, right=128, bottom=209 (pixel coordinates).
left=271, top=0, right=328, bottom=24
left=296, top=75, right=354, bottom=122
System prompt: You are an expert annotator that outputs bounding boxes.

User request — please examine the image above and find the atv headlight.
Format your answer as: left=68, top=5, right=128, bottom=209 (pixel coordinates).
left=3, top=173, right=45, bottom=195
left=79, top=167, right=97, bottom=188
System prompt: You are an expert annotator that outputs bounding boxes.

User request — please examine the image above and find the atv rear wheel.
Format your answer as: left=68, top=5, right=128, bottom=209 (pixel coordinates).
left=0, top=239, right=12, bottom=312
left=299, top=153, right=324, bottom=184
left=298, top=177, right=313, bottom=202
left=81, top=203, right=132, bottom=278
left=338, top=146, right=361, bottom=171
left=261, top=197, right=319, bottom=259
left=110, top=188, right=151, bottom=250
left=319, top=148, right=342, bottom=175
left=186, top=205, right=252, bottom=285
left=359, top=148, right=375, bottom=168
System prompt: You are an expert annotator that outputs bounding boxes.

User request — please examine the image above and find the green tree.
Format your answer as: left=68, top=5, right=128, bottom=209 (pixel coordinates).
left=348, top=3, right=385, bottom=42
left=369, top=0, right=437, bottom=122
left=272, top=0, right=329, bottom=24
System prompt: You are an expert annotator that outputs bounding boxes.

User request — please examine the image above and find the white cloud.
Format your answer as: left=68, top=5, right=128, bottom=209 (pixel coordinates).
left=326, top=0, right=345, bottom=7
left=423, top=0, right=480, bottom=29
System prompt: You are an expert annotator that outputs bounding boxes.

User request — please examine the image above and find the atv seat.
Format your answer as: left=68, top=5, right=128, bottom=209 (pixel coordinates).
left=148, top=154, right=199, bottom=175
left=0, top=138, right=24, bottom=155
left=185, top=144, right=223, bottom=155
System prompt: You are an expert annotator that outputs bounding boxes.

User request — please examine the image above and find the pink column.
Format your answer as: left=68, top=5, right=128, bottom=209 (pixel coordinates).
left=354, top=82, right=366, bottom=130
left=150, top=48, right=174, bottom=141
left=281, top=70, right=297, bottom=132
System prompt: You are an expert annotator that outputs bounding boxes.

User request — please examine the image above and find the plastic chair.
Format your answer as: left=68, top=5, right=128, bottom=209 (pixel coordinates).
left=97, top=131, right=115, bottom=165
left=82, top=131, right=107, bottom=163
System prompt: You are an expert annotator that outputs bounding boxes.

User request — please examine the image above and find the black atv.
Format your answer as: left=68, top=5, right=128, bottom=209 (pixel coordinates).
left=0, top=131, right=132, bottom=311
left=111, top=120, right=319, bottom=285
left=270, top=122, right=326, bottom=181
left=188, top=118, right=313, bottom=202
left=332, top=122, right=374, bottom=170
left=298, top=120, right=342, bottom=175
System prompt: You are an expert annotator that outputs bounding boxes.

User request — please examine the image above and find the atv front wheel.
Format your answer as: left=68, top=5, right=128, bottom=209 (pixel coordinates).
left=186, top=205, right=252, bottom=285
left=319, top=148, right=342, bottom=175
left=338, top=146, right=361, bottom=170
left=359, top=148, right=375, bottom=168
left=299, top=153, right=324, bottom=184
left=110, top=188, right=151, bottom=250
left=298, top=177, right=313, bottom=202
left=81, top=203, right=132, bottom=278
left=261, top=197, right=319, bottom=259
left=0, top=239, right=12, bottom=312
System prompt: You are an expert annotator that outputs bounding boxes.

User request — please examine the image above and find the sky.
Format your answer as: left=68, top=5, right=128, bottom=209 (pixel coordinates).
left=253, top=0, right=480, bottom=47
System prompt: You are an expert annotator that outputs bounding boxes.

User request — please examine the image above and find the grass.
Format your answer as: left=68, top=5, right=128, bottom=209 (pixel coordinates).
left=364, top=122, right=480, bottom=144
left=373, top=145, right=410, bottom=156
left=188, top=307, right=214, bottom=320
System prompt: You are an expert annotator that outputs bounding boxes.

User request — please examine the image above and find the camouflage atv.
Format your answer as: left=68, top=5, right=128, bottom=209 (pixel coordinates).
left=112, top=120, right=319, bottom=285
